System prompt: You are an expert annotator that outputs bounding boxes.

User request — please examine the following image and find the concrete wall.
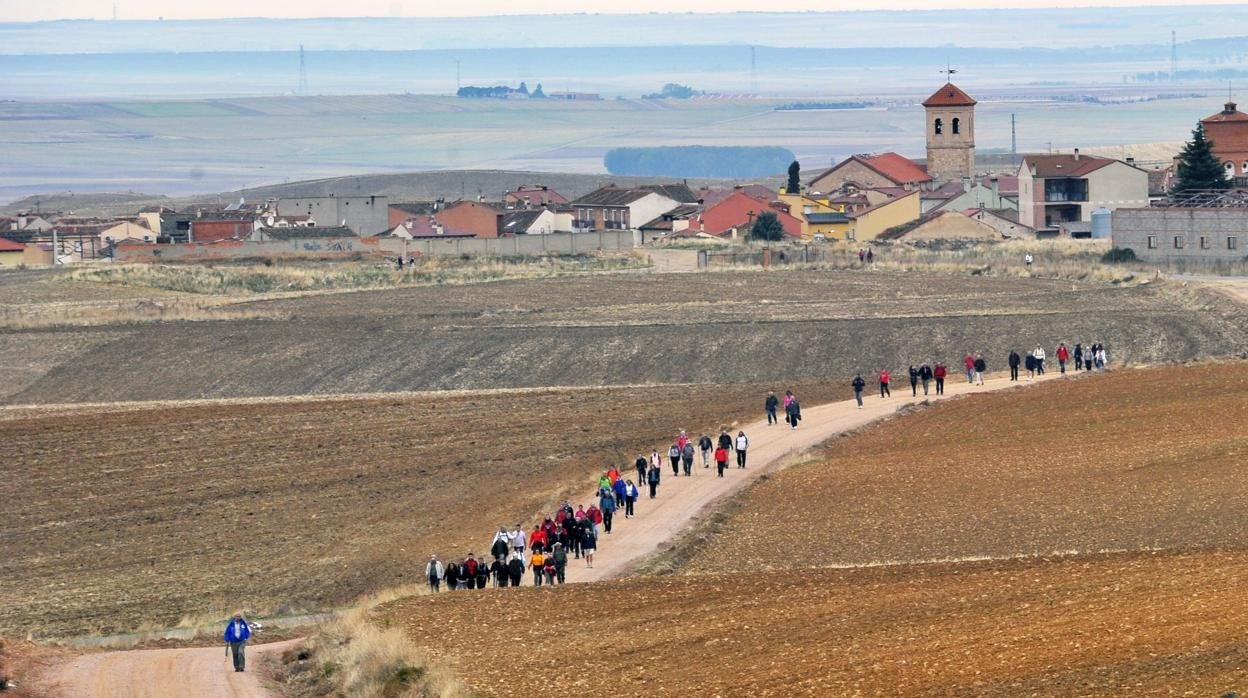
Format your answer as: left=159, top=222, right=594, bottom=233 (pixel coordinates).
left=114, top=231, right=637, bottom=263
left=1087, top=161, right=1150, bottom=215
left=1112, top=208, right=1248, bottom=263
left=277, top=196, right=389, bottom=236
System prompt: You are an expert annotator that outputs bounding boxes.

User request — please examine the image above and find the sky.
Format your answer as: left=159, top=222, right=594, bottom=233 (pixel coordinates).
left=0, top=0, right=1239, bottom=21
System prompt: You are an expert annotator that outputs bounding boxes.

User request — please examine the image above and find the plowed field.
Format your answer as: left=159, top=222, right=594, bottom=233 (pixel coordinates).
left=685, top=362, right=1248, bottom=572
left=0, top=381, right=835, bottom=638
left=381, top=549, right=1248, bottom=696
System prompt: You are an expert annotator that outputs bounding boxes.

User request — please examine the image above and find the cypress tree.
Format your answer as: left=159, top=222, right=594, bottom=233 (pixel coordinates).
left=786, top=161, right=801, bottom=194
left=1173, top=121, right=1229, bottom=193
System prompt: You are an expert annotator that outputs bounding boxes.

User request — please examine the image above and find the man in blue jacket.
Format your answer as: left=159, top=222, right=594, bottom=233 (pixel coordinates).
left=223, top=612, right=252, bottom=672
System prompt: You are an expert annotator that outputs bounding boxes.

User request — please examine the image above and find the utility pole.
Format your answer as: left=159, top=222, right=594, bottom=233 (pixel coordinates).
left=298, top=44, right=309, bottom=96
left=455, top=60, right=461, bottom=91
left=1010, top=113, right=1017, bottom=166
left=1170, top=30, right=1177, bottom=83
left=749, top=46, right=757, bottom=94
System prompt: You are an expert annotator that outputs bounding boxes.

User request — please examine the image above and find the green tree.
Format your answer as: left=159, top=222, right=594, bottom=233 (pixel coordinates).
left=786, top=160, right=801, bottom=194
left=1173, top=121, right=1229, bottom=193
left=750, top=211, right=785, bottom=241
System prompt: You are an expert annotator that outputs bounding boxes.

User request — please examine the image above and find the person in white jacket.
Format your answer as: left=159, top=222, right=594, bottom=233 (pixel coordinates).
left=735, top=431, right=750, bottom=469
left=1032, top=345, right=1046, bottom=375
left=426, top=555, right=445, bottom=592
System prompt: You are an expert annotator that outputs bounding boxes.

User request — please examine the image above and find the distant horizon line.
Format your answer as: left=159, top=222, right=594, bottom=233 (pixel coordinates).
left=1, top=3, right=1237, bottom=24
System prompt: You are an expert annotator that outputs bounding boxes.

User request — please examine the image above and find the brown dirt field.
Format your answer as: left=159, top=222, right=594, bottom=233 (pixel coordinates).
left=0, top=381, right=836, bottom=639
left=8, top=270, right=1246, bottom=404
left=683, top=362, right=1248, bottom=572
left=381, top=550, right=1248, bottom=697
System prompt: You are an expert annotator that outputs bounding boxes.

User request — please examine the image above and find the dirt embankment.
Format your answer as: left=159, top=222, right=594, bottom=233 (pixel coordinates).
left=6, top=271, right=1246, bottom=404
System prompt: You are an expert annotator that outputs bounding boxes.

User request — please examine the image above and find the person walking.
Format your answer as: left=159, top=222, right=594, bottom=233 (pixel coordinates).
left=624, top=479, right=638, bottom=518
left=973, top=353, right=986, bottom=386
left=1095, top=345, right=1107, bottom=370
left=852, top=373, right=866, bottom=408
left=1008, top=350, right=1020, bottom=381
left=490, top=529, right=510, bottom=563
left=509, top=525, right=526, bottom=558
left=1025, top=351, right=1036, bottom=380
left=551, top=542, right=567, bottom=584
left=646, top=462, right=660, bottom=498
left=1073, top=343, right=1084, bottom=371
left=698, top=434, right=713, bottom=468
left=635, top=454, right=648, bottom=484
left=964, top=353, right=975, bottom=383
left=735, top=431, right=750, bottom=468
left=866, top=248, right=874, bottom=264
left=934, top=362, right=947, bottom=395
left=878, top=368, right=891, bottom=398
left=530, top=549, right=546, bottom=586
left=443, top=561, right=460, bottom=591
left=223, top=613, right=251, bottom=673
left=676, top=430, right=690, bottom=452
left=612, top=476, right=627, bottom=510
left=681, top=441, right=695, bottom=476
left=1085, top=344, right=1094, bottom=371
left=908, top=365, right=919, bottom=396
left=1033, top=345, right=1046, bottom=375
left=714, top=443, right=729, bottom=477
left=765, top=391, right=779, bottom=425
left=717, top=429, right=733, bottom=453
left=668, top=443, right=681, bottom=477
left=919, top=363, right=933, bottom=395
left=426, top=555, right=444, bottom=593
left=490, top=556, right=508, bottom=588
left=475, top=558, right=489, bottom=589
left=785, top=395, right=802, bottom=429
left=582, top=526, right=597, bottom=568
left=456, top=558, right=473, bottom=590
left=507, top=554, right=524, bottom=587
left=1056, top=342, right=1070, bottom=374
left=598, top=488, right=616, bottom=534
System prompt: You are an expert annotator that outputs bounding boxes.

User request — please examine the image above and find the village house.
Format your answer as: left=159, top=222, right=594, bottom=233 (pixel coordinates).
left=846, top=190, right=922, bottom=241
left=501, top=208, right=572, bottom=235
left=1017, top=151, right=1149, bottom=230
left=571, top=184, right=697, bottom=232
left=387, top=216, right=475, bottom=240
left=1201, top=101, right=1248, bottom=183
left=671, top=191, right=803, bottom=240
left=504, top=185, right=569, bottom=208
left=276, top=195, right=389, bottom=236
left=388, top=202, right=439, bottom=229
left=0, top=237, right=26, bottom=267
left=807, top=152, right=933, bottom=194
left=437, top=201, right=506, bottom=238
left=894, top=209, right=1002, bottom=241
left=1112, top=190, right=1248, bottom=263
left=963, top=208, right=1035, bottom=239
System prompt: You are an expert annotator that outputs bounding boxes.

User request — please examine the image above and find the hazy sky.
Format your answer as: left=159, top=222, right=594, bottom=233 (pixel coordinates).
left=1, top=0, right=1237, bottom=21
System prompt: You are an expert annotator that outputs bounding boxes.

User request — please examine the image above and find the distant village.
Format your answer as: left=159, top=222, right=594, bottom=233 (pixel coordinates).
left=4, top=81, right=1248, bottom=268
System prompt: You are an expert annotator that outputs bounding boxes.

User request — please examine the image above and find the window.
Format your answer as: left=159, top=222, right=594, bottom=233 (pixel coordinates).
left=1173, top=236, right=1184, bottom=249
left=1147, top=235, right=1157, bottom=249
left=1200, top=236, right=1211, bottom=249
left=952, top=117, right=961, bottom=135
left=1243, top=161, right=1248, bottom=174
left=1229, top=236, right=1239, bottom=250
left=1226, top=162, right=1236, bottom=176
left=934, top=118, right=943, bottom=135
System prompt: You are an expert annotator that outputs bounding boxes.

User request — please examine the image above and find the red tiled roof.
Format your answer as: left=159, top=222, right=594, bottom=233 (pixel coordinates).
left=1202, top=102, right=1248, bottom=124
left=922, top=82, right=977, bottom=108
left=0, top=237, right=25, bottom=251
left=1021, top=154, right=1117, bottom=178
left=859, top=152, right=932, bottom=186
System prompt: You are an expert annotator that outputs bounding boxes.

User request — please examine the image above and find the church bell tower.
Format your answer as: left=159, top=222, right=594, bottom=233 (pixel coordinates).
left=923, top=80, right=977, bottom=182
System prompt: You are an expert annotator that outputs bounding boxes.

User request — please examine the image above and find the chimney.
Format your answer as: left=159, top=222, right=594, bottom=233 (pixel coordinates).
left=1073, top=148, right=1080, bottom=161
left=1226, top=102, right=1237, bottom=115
left=1125, top=157, right=1136, bottom=166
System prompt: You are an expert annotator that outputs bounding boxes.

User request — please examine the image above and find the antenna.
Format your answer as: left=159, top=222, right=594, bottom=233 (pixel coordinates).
left=455, top=60, right=461, bottom=91
left=1170, top=30, right=1177, bottom=82
left=1011, top=113, right=1017, bottom=165
left=298, top=44, right=309, bottom=96
left=940, top=60, right=958, bottom=80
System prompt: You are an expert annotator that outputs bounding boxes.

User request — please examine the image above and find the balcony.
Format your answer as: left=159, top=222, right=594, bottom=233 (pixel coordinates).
left=1044, top=178, right=1088, bottom=203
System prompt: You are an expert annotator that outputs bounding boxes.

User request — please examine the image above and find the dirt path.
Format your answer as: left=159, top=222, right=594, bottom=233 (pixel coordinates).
left=36, top=370, right=1059, bottom=697
left=568, top=370, right=1060, bottom=583
left=40, top=639, right=299, bottom=698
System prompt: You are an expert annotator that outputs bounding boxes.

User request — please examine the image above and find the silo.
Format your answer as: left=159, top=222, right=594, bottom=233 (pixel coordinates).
left=1090, top=208, right=1112, bottom=239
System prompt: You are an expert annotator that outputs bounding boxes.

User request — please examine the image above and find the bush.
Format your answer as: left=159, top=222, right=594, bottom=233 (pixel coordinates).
left=1101, top=247, right=1138, bottom=264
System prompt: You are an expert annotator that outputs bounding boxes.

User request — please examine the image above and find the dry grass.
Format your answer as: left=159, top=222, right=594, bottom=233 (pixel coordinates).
left=68, top=254, right=647, bottom=297
left=274, top=610, right=466, bottom=698
left=0, top=297, right=280, bottom=329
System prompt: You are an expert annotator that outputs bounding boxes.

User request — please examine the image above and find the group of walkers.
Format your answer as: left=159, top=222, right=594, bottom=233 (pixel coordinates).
left=1007, top=342, right=1109, bottom=381
left=423, top=409, right=797, bottom=592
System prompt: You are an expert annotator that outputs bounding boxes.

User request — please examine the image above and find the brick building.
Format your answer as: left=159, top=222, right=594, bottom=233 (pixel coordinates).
left=1111, top=191, right=1248, bottom=264
left=1201, top=101, right=1248, bottom=181
left=923, top=82, right=977, bottom=183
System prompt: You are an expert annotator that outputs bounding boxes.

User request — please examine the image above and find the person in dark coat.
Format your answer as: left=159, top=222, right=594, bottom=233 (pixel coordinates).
left=599, top=488, right=616, bottom=533
left=1008, top=350, right=1021, bottom=381
left=474, top=560, right=489, bottom=589
left=852, top=374, right=866, bottom=408
left=551, top=542, right=568, bottom=584
left=681, top=442, right=695, bottom=476
left=785, top=397, right=802, bottom=429
left=919, top=363, right=933, bottom=395
left=507, top=555, right=524, bottom=587
left=1025, top=352, right=1036, bottom=380
left=490, top=557, right=508, bottom=587
left=443, top=561, right=460, bottom=591
left=634, top=455, right=648, bottom=484
left=908, top=365, right=919, bottom=396
left=765, top=391, right=779, bottom=425
left=717, top=429, right=733, bottom=452
left=973, top=354, right=987, bottom=386
left=647, top=462, right=661, bottom=498
left=668, top=443, right=681, bottom=477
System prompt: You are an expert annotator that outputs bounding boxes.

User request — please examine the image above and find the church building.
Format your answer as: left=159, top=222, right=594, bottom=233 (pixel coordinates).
left=923, top=82, right=977, bottom=182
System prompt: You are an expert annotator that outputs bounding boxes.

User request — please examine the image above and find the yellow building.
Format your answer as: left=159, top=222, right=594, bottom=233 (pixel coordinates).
left=848, top=191, right=921, bottom=241
left=0, top=237, right=25, bottom=267
left=779, top=192, right=851, bottom=240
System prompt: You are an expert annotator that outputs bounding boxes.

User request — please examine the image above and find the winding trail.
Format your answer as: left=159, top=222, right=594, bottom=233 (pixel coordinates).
left=37, top=370, right=1059, bottom=697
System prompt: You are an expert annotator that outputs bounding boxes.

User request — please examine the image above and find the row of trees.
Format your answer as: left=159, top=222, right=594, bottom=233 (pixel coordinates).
left=456, top=82, right=546, bottom=99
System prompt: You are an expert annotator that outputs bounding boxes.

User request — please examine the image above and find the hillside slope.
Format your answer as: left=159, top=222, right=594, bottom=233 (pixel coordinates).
left=6, top=272, right=1246, bottom=404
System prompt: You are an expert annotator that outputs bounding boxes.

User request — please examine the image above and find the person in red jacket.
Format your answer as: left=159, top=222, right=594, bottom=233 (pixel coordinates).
left=714, top=445, right=729, bottom=478
left=878, top=368, right=891, bottom=398
left=530, top=525, right=546, bottom=552
left=963, top=353, right=975, bottom=383
left=934, top=362, right=947, bottom=395
left=1055, top=342, right=1070, bottom=374
left=606, top=466, right=620, bottom=484
left=587, top=504, right=602, bottom=525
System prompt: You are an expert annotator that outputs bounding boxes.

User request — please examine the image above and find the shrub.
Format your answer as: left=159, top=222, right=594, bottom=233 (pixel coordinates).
left=1101, top=247, right=1138, bottom=264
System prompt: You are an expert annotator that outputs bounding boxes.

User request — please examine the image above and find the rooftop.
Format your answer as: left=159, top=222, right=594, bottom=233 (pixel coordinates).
left=922, top=82, right=977, bottom=108
left=1021, top=153, right=1119, bottom=178
left=1202, top=102, right=1248, bottom=124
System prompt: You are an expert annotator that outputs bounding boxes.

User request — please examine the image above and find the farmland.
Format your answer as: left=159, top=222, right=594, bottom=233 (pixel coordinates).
left=378, top=362, right=1248, bottom=696
left=0, top=381, right=838, bottom=638
left=4, top=269, right=1245, bottom=405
